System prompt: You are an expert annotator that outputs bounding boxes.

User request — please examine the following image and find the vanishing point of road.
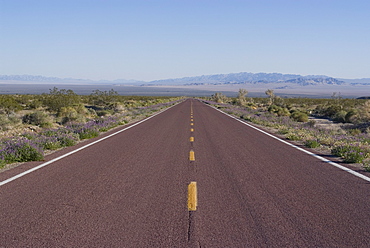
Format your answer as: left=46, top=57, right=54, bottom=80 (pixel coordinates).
left=0, top=99, right=369, bottom=247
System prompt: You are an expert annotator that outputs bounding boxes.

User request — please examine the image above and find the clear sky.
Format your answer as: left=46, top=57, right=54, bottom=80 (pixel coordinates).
left=1, top=0, right=369, bottom=81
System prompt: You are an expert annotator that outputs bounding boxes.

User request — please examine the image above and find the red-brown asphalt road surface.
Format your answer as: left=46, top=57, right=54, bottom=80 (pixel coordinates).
left=0, top=99, right=369, bottom=247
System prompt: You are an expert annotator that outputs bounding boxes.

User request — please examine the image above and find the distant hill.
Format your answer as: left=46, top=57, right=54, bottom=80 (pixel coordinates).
left=149, top=72, right=301, bottom=85
left=149, top=72, right=347, bottom=86
left=2, top=72, right=369, bottom=87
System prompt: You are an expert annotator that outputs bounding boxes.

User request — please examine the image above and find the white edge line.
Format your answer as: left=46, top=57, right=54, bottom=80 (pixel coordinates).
left=206, top=103, right=370, bottom=183
left=0, top=102, right=181, bottom=187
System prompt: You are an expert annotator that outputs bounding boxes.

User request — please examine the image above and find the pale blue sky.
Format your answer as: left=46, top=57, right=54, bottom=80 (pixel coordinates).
left=1, top=0, right=369, bottom=81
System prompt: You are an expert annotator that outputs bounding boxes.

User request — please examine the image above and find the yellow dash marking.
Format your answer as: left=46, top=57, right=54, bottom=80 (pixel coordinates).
left=188, top=182, right=197, bottom=211
left=189, top=150, right=195, bottom=161
left=190, top=128, right=194, bottom=132
left=190, top=137, right=194, bottom=142
left=191, top=119, right=194, bottom=121
left=190, top=123, right=194, bottom=126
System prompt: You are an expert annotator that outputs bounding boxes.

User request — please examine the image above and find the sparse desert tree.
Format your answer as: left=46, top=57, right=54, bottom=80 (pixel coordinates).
left=42, top=87, right=80, bottom=112
left=89, top=89, right=119, bottom=106
left=236, top=88, right=248, bottom=106
left=265, top=89, right=275, bottom=105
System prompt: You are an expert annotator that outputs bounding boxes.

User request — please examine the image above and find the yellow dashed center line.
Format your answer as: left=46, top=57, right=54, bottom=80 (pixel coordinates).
left=188, top=182, right=197, bottom=211
left=188, top=102, right=197, bottom=211
left=189, top=150, right=195, bottom=161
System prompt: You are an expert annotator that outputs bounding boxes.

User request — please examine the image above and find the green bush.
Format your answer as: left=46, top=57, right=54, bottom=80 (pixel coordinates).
left=290, top=111, right=308, bottom=122
left=241, top=114, right=252, bottom=121
left=0, top=139, right=44, bottom=163
left=331, top=145, right=368, bottom=163
left=333, top=110, right=347, bottom=123
left=96, top=110, right=111, bottom=117
left=78, top=129, right=99, bottom=140
left=304, top=140, right=321, bottom=148
left=344, top=109, right=357, bottom=123
left=268, top=105, right=290, bottom=116
left=22, top=111, right=53, bottom=127
left=286, top=134, right=300, bottom=140
left=363, top=159, right=370, bottom=172
left=58, top=134, right=79, bottom=147
left=0, top=159, right=6, bottom=168
left=0, top=115, right=12, bottom=131
left=57, top=106, right=87, bottom=124
left=347, top=129, right=361, bottom=136
left=40, top=139, right=62, bottom=150
left=0, top=95, right=22, bottom=113
left=278, top=128, right=290, bottom=135
left=323, top=105, right=342, bottom=118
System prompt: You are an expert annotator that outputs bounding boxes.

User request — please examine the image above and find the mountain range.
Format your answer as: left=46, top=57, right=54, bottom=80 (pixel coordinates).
left=1, top=72, right=370, bottom=86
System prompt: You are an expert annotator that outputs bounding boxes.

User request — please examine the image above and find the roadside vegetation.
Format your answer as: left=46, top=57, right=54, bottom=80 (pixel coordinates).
left=0, top=88, right=182, bottom=168
left=208, top=90, right=370, bottom=172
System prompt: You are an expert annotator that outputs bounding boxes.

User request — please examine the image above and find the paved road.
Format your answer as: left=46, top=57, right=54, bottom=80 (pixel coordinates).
left=0, top=99, right=369, bottom=247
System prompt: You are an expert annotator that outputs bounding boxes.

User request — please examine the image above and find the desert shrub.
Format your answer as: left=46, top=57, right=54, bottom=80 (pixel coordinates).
left=67, top=122, right=100, bottom=140
left=28, top=99, right=42, bottom=109
left=57, top=133, right=79, bottom=146
left=268, top=105, right=280, bottom=114
left=0, top=138, right=44, bottom=163
left=96, top=110, right=111, bottom=117
left=305, top=140, right=321, bottom=148
left=323, top=105, right=342, bottom=118
left=276, top=107, right=290, bottom=117
left=278, top=128, right=290, bottom=135
left=0, top=95, right=22, bottom=113
left=363, top=159, right=370, bottom=172
left=21, top=132, right=36, bottom=140
left=345, top=109, right=358, bottom=123
left=35, top=136, right=62, bottom=150
left=40, top=129, right=79, bottom=147
left=0, top=115, right=12, bottom=131
left=107, top=102, right=125, bottom=112
left=0, top=159, right=5, bottom=168
left=347, top=129, right=362, bottom=136
left=22, top=111, right=53, bottom=127
left=306, top=120, right=316, bottom=127
left=331, top=145, right=368, bottom=163
left=269, top=105, right=291, bottom=116
left=286, top=133, right=300, bottom=140
left=78, top=129, right=99, bottom=139
left=0, top=113, right=21, bottom=130
left=333, top=110, right=347, bottom=123
left=290, top=111, right=308, bottom=122
left=241, top=114, right=252, bottom=122
left=42, top=87, right=80, bottom=112
left=57, top=106, right=87, bottom=124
